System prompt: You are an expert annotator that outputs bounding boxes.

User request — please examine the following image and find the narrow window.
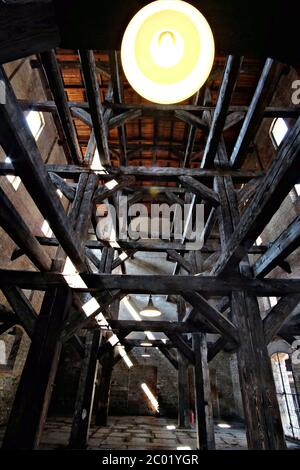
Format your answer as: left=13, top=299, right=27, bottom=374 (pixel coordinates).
left=26, top=110, right=45, bottom=141
left=270, top=118, right=288, bottom=149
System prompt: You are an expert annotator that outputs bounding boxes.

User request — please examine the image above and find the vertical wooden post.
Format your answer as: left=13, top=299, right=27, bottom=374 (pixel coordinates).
left=215, top=174, right=286, bottom=449
left=177, top=298, right=190, bottom=428
left=2, top=287, right=72, bottom=450
left=69, top=330, right=102, bottom=448
left=192, top=333, right=215, bottom=450
left=95, top=348, right=115, bottom=426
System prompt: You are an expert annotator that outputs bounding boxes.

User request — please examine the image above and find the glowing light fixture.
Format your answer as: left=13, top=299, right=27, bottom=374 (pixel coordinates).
left=217, top=423, right=231, bottom=429
left=140, top=342, right=153, bottom=347
left=140, top=295, right=161, bottom=318
left=121, top=0, right=215, bottom=104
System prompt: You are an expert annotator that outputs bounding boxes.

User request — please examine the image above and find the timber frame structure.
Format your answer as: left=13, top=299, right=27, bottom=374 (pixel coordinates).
left=0, top=0, right=300, bottom=451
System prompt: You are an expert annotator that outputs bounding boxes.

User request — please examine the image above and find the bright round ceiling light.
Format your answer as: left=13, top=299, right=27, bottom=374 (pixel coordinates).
left=121, top=0, right=215, bottom=104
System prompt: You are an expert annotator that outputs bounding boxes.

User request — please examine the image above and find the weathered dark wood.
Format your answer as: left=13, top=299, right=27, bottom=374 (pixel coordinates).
left=79, top=50, right=110, bottom=165
left=109, top=165, right=264, bottom=182
left=69, top=330, right=101, bottom=448
left=70, top=106, right=92, bottom=127
left=166, top=250, right=194, bottom=274
left=0, top=1, right=60, bottom=64
left=0, top=185, right=52, bottom=271
left=108, top=109, right=142, bottom=130
left=109, top=51, right=127, bottom=165
left=166, top=333, right=195, bottom=365
left=214, top=118, right=300, bottom=275
left=175, top=110, right=208, bottom=131
left=183, top=292, right=238, bottom=345
left=3, top=270, right=300, bottom=296
left=0, top=161, right=265, bottom=182
left=231, top=291, right=286, bottom=449
left=214, top=137, right=286, bottom=449
left=93, top=176, right=135, bottom=203
left=108, top=320, right=213, bottom=334
left=179, top=176, right=220, bottom=207
left=253, top=215, right=300, bottom=278
left=193, top=333, right=215, bottom=450
left=230, top=60, right=285, bottom=168
left=0, top=318, right=17, bottom=336
left=237, top=178, right=261, bottom=209
left=19, top=99, right=300, bottom=119
left=263, top=294, right=300, bottom=344
left=49, top=172, right=76, bottom=201
left=95, top=348, right=114, bottom=426
left=2, top=287, right=72, bottom=450
left=0, top=67, right=86, bottom=271
left=207, top=336, right=227, bottom=362
left=75, top=174, right=98, bottom=251
left=40, top=51, right=82, bottom=165
left=1, top=286, right=37, bottom=337
left=157, top=345, right=178, bottom=370
left=202, top=56, right=242, bottom=168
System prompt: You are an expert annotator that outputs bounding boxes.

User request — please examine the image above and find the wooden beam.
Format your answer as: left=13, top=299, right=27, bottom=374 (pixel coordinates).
left=1, top=286, right=37, bottom=338
left=253, top=214, right=300, bottom=278
left=0, top=67, right=86, bottom=272
left=232, top=291, right=286, bottom=449
left=166, top=333, right=195, bottom=365
left=183, top=292, right=238, bottom=345
left=3, top=270, right=300, bottom=296
left=69, top=330, right=101, bottom=449
left=237, top=178, right=261, bottom=209
left=49, top=172, right=76, bottom=201
left=207, top=337, right=227, bottom=362
left=2, top=287, right=72, bottom=450
left=109, top=51, right=127, bottom=165
left=263, top=295, right=300, bottom=344
left=157, top=345, right=178, bottom=370
left=230, top=60, right=285, bottom=168
left=0, top=161, right=265, bottom=182
left=108, top=109, right=142, bottom=130
left=166, top=250, right=194, bottom=274
left=18, top=99, right=300, bottom=119
left=110, top=166, right=263, bottom=183
left=174, top=110, right=208, bottom=131
left=79, top=50, right=110, bottom=166
left=202, top=56, right=242, bottom=168
left=40, top=51, right=82, bottom=165
left=213, top=118, right=300, bottom=275
left=0, top=1, right=60, bottom=64
left=179, top=176, right=220, bottom=207
left=93, top=176, right=135, bottom=204
left=95, top=348, right=114, bottom=426
left=0, top=186, right=52, bottom=271
left=214, top=139, right=286, bottom=449
left=193, top=333, right=215, bottom=450
left=108, top=320, right=213, bottom=334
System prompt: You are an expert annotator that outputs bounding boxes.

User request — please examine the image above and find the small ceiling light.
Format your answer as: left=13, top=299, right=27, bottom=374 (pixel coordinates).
left=140, top=342, right=153, bottom=347
left=142, top=354, right=151, bottom=358
left=217, top=423, right=231, bottom=429
left=140, top=295, right=161, bottom=317
left=121, top=0, right=215, bottom=104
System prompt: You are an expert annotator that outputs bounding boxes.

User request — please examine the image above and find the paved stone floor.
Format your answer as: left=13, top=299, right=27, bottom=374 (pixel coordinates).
left=1, top=416, right=300, bottom=450
left=39, top=416, right=248, bottom=450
